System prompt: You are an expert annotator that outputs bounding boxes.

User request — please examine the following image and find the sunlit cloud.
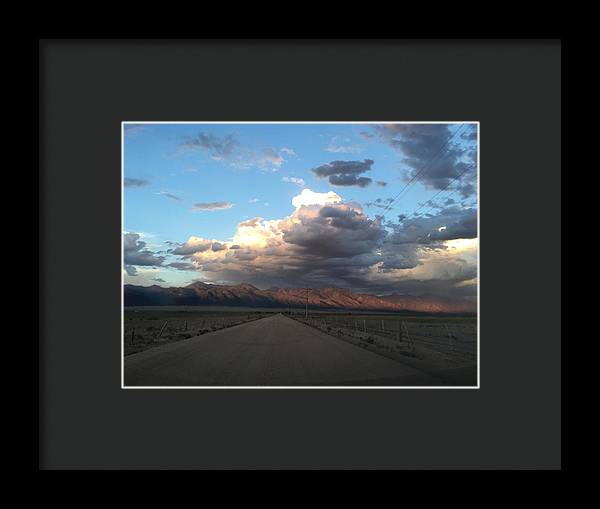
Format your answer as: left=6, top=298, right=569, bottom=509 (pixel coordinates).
left=164, top=188, right=477, bottom=300
left=291, top=188, right=341, bottom=208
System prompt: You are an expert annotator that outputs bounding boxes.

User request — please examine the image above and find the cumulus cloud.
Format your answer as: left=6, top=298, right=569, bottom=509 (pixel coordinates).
left=192, top=201, right=234, bottom=211
left=171, top=237, right=234, bottom=257
left=281, top=204, right=384, bottom=258
left=291, top=189, right=342, bottom=208
left=165, top=189, right=477, bottom=301
left=123, top=232, right=165, bottom=267
left=311, top=159, right=374, bottom=187
left=124, top=178, right=150, bottom=188
left=172, top=237, right=214, bottom=255
left=371, top=124, right=477, bottom=197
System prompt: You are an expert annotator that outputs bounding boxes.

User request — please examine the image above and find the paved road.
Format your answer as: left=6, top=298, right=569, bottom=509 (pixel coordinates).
left=124, top=314, right=444, bottom=386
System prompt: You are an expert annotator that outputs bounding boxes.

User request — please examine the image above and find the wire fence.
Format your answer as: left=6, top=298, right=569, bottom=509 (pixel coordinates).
left=292, top=313, right=477, bottom=363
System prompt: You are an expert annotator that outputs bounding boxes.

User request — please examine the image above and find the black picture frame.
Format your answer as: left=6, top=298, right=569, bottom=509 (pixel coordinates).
left=38, top=38, right=562, bottom=470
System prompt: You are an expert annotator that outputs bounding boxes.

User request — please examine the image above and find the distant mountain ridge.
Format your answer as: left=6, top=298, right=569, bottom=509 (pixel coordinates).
left=124, top=282, right=475, bottom=314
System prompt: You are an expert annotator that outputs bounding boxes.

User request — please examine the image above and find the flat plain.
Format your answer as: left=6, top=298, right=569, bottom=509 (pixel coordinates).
left=123, top=308, right=477, bottom=387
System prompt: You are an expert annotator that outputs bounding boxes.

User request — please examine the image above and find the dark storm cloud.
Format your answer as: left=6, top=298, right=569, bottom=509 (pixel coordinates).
left=386, top=206, right=477, bottom=245
left=124, top=178, right=150, bottom=188
left=175, top=196, right=477, bottom=302
left=371, top=124, right=477, bottom=197
left=461, top=126, right=478, bottom=141
left=283, top=204, right=385, bottom=258
left=311, top=159, right=374, bottom=187
left=456, top=181, right=477, bottom=199
left=330, top=175, right=372, bottom=187
left=123, top=232, right=165, bottom=267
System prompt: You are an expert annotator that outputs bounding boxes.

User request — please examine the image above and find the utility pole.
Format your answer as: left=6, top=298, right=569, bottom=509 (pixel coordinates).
left=305, top=287, right=309, bottom=319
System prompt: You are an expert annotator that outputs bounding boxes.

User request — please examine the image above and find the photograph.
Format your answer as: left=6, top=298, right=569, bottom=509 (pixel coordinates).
left=122, top=122, right=479, bottom=388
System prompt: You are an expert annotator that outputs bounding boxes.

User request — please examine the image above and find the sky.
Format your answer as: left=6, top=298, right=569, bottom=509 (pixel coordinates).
left=124, top=122, right=478, bottom=304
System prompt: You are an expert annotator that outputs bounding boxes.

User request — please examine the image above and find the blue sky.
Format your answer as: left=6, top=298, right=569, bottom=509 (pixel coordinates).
left=124, top=122, right=478, bottom=300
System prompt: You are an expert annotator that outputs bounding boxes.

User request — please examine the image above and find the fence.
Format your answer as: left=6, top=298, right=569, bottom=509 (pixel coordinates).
left=293, top=313, right=477, bottom=363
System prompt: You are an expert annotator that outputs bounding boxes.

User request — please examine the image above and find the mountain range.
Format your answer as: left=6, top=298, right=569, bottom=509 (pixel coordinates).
left=124, top=282, right=476, bottom=314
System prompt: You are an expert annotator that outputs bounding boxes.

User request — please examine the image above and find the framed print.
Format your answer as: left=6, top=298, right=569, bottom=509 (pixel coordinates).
left=39, top=39, right=562, bottom=470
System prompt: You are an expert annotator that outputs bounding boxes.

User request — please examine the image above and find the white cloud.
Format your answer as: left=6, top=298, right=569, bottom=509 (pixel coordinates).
left=282, top=176, right=305, bottom=187
left=325, top=136, right=361, bottom=154
left=291, top=188, right=342, bottom=208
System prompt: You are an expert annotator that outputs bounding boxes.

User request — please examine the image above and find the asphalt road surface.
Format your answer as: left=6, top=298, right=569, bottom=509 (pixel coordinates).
left=124, top=314, right=452, bottom=386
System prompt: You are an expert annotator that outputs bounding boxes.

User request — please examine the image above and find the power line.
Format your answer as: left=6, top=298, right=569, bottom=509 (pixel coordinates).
left=404, top=162, right=476, bottom=217
left=380, top=163, right=477, bottom=246
left=380, top=124, right=467, bottom=216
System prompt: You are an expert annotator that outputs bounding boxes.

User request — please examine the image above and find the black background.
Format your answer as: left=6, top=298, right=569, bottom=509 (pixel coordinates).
left=39, top=40, right=561, bottom=469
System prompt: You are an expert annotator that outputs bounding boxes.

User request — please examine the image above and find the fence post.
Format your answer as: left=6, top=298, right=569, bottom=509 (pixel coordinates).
left=131, top=327, right=135, bottom=344
left=402, top=321, right=413, bottom=351
left=381, top=319, right=385, bottom=332
left=445, top=324, right=454, bottom=353
left=363, top=320, right=366, bottom=333
left=157, top=321, right=168, bottom=340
